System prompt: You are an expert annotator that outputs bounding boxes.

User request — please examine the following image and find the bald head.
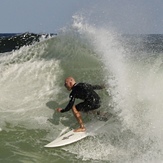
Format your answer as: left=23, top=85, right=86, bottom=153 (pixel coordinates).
left=64, top=77, right=76, bottom=91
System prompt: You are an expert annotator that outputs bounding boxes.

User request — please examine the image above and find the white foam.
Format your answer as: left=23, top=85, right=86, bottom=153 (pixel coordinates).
left=0, top=44, right=63, bottom=130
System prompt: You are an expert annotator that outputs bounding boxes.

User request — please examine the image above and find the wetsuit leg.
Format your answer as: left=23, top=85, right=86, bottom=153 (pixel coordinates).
left=76, top=100, right=101, bottom=112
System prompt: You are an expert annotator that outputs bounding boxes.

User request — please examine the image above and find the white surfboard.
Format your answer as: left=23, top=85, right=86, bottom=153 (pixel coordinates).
left=44, top=120, right=107, bottom=148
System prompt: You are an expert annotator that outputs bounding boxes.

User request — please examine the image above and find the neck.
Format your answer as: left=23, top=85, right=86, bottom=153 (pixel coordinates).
left=72, top=83, right=76, bottom=89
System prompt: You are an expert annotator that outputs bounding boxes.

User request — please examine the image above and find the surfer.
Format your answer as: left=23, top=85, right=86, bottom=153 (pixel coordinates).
left=56, top=77, right=105, bottom=132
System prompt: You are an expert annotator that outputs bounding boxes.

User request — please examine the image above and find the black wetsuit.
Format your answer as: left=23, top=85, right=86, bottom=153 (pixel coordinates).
left=61, top=83, right=103, bottom=113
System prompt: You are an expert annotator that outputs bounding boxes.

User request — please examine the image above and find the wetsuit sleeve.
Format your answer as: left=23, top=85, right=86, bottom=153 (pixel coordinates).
left=92, top=85, right=105, bottom=90
left=60, top=96, right=75, bottom=113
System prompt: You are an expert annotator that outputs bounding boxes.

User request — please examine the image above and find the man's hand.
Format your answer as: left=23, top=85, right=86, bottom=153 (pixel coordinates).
left=56, top=108, right=62, bottom=112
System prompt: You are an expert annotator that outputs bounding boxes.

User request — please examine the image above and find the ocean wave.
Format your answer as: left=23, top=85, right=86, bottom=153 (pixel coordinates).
left=0, top=25, right=163, bottom=162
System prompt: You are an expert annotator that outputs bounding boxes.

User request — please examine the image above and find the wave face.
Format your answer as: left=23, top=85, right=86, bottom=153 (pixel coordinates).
left=1, top=20, right=163, bottom=162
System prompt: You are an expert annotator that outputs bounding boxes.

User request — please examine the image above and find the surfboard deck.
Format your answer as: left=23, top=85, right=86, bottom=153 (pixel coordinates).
left=44, top=120, right=107, bottom=148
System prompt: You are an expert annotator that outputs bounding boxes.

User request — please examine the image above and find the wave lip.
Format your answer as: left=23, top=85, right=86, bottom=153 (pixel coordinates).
left=0, top=32, right=56, bottom=53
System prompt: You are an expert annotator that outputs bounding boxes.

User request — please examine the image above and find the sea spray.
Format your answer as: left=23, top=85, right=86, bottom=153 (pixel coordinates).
left=61, top=15, right=163, bottom=162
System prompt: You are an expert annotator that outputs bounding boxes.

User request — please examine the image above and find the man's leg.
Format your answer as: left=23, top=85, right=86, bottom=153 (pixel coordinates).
left=72, top=105, right=85, bottom=132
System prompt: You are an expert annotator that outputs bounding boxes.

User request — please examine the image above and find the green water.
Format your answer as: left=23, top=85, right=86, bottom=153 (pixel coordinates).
left=0, top=125, right=99, bottom=163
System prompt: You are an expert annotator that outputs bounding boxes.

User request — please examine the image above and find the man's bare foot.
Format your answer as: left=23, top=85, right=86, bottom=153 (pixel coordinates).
left=74, top=127, right=86, bottom=132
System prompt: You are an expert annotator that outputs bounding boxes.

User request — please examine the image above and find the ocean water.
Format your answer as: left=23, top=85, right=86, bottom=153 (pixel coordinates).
left=1, top=19, right=163, bottom=163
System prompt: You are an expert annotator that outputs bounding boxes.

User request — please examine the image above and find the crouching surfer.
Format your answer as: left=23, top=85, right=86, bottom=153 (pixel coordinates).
left=56, top=77, right=105, bottom=132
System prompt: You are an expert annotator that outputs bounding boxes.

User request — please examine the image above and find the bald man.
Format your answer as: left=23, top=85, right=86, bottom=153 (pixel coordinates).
left=56, top=77, right=104, bottom=132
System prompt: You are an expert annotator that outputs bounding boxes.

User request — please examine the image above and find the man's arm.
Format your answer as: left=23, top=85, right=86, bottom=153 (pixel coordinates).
left=60, top=96, right=75, bottom=113
left=92, top=84, right=105, bottom=90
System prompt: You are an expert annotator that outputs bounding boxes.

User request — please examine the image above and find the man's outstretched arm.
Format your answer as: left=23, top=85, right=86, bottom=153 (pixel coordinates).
left=57, top=96, right=75, bottom=113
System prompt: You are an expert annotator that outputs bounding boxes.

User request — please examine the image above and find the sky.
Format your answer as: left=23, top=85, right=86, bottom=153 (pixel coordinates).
left=0, top=0, right=163, bottom=34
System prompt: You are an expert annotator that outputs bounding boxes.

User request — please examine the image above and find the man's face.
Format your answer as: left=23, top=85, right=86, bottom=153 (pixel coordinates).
left=64, top=79, right=71, bottom=91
